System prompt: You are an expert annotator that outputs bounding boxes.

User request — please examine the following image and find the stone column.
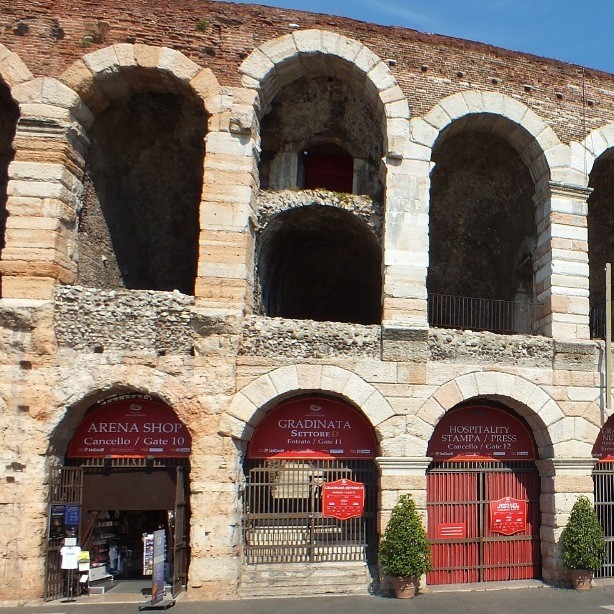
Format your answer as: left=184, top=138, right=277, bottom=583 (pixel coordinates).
left=196, top=87, right=259, bottom=316
left=2, top=84, right=88, bottom=299
left=535, top=458, right=596, bottom=585
left=534, top=181, right=591, bottom=340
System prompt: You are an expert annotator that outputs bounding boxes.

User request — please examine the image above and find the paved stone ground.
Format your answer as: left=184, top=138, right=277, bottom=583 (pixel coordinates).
left=9, top=583, right=614, bottom=614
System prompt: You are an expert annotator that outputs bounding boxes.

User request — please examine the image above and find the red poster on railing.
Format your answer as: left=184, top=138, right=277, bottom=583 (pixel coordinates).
left=490, top=497, right=527, bottom=535
left=322, top=479, right=365, bottom=520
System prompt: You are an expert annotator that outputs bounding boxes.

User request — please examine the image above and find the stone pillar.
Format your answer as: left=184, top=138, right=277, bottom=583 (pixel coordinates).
left=1, top=81, right=89, bottom=299
left=376, top=457, right=430, bottom=527
left=196, top=87, right=259, bottom=315
left=534, top=181, right=591, bottom=340
left=381, top=156, right=430, bottom=329
left=535, top=458, right=596, bottom=585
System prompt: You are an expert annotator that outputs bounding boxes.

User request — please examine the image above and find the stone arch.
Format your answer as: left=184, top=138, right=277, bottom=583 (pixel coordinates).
left=578, top=122, right=614, bottom=181
left=0, top=44, right=33, bottom=89
left=411, top=91, right=562, bottom=187
left=47, top=365, right=206, bottom=458
left=415, top=371, right=590, bottom=459
left=239, top=29, right=409, bottom=158
left=222, top=365, right=394, bottom=443
left=59, top=44, right=221, bottom=119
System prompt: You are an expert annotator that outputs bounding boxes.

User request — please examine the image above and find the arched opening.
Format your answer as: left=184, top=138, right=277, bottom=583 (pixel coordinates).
left=45, top=394, right=191, bottom=600
left=426, top=402, right=540, bottom=585
left=587, top=149, right=614, bottom=338
left=428, top=120, right=537, bottom=334
left=592, top=415, right=614, bottom=577
left=257, top=205, right=382, bottom=324
left=77, top=89, right=206, bottom=294
left=0, top=78, right=19, bottom=297
left=243, top=395, right=378, bottom=567
left=259, top=74, right=383, bottom=198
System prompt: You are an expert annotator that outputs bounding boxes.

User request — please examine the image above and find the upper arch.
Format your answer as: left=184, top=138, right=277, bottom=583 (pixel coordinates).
left=0, top=44, right=33, bottom=89
left=415, top=371, right=588, bottom=459
left=411, top=91, right=563, bottom=186
left=59, top=44, right=221, bottom=118
left=222, top=364, right=394, bottom=442
left=239, top=30, right=409, bottom=158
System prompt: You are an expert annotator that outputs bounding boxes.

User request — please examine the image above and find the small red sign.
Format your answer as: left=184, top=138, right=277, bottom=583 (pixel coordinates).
left=67, top=395, right=191, bottom=459
left=489, top=497, right=527, bottom=535
left=436, top=522, right=466, bottom=539
left=427, top=405, right=536, bottom=461
left=322, top=479, right=365, bottom=520
left=248, top=396, right=377, bottom=460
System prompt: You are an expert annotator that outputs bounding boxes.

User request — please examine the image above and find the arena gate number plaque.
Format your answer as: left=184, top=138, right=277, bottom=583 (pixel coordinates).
left=490, top=497, right=527, bottom=535
left=322, top=479, right=365, bottom=520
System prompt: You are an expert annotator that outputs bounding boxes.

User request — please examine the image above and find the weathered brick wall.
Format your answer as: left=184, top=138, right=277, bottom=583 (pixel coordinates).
left=1, top=0, right=613, bottom=142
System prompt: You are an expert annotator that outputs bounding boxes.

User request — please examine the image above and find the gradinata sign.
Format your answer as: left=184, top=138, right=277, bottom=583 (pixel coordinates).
left=247, top=396, right=377, bottom=460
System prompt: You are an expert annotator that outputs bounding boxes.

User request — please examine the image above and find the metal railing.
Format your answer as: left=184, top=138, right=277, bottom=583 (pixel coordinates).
left=428, top=294, right=538, bottom=335
left=591, top=308, right=606, bottom=339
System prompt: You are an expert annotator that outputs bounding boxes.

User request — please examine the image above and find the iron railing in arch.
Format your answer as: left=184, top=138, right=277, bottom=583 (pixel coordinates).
left=593, top=463, right=614, bottom=578
left=428, top=294, right=539, bottom=335
left=242, top=459, right=377, bottom=565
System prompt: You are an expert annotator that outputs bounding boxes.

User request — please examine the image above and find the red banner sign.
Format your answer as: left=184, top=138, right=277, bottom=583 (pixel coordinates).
left=436, top=523, right=466, bottom=539
left=426, top=405, right=536, bottom=461
left=247, top=396, right=377, bottom=460
left=489, top=497, right=527, bottom=535
left=322, top=479, right=365, bottom=520
left=593, top=415, right=614, bottom=460
left=67, top=396, right=191, bottom=458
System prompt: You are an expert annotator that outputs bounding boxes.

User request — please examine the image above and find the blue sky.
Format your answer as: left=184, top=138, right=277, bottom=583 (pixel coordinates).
left=218, top=0, right=614, bottom=73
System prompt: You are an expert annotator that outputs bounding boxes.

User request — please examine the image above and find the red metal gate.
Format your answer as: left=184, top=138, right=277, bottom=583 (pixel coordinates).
left=427, top=461, right=540, bottom=584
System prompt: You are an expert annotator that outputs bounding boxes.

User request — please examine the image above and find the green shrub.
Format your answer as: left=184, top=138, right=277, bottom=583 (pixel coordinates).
left=379, top=493, right=431, bottom=578
left=561, top=496, right=606, bottom=572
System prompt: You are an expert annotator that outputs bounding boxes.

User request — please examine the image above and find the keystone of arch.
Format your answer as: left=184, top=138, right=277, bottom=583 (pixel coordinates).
left=416, top=371, right=563, bottom=455
left=223, top=364, right=394, bottom=440
left=0, top=44, right=33, bottom=88
left=418, top=90, right=561, bottom=185
left=59, top=44, right=220, bottom=117
left=239, top=30, right=409, bottom=156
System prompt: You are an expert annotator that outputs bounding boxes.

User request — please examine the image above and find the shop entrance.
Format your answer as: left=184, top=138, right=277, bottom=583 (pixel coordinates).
left=243, top=396, right=378, bottom=565
left=45, top=395, right=190, bottom=601
left=592, top=417, right=614, bottom=577
left=426, top=404, right=541, bottom=585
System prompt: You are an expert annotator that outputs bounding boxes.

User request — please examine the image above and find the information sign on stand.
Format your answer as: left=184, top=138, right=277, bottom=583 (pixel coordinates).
left=140, top=529, right=175, bottom=611
left=322, top=479, right=365, bottom=520
left=490, top=497, right=527, bottom=535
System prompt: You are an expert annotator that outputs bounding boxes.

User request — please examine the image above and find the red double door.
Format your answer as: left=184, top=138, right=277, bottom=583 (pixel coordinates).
left=426, top=462, right=540, bottom=585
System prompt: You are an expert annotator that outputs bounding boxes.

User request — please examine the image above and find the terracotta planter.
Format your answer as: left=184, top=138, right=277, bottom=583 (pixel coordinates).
left=390, top=576, right=417, bottom=598
left=569, top=569, right=593, bottom=590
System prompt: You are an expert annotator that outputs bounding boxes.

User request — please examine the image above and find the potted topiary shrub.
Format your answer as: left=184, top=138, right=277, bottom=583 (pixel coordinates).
left=379, top=493, right=431, bottom=598
left=560, top=495, right=606, bottom=590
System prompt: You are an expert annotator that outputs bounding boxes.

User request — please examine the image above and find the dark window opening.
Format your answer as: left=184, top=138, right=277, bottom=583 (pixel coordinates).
left=257, top=205, right=382, bottom=324
left=78, top=91, right=206, bottom=294
left=302, top=143, right=353, bottom=193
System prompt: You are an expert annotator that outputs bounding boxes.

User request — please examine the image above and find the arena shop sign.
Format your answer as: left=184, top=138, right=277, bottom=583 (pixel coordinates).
left=67, top=397, right=191, bottom=458
left=247, top=396, right=377, bottom=460
left=427, top=405, right=536, bottom=461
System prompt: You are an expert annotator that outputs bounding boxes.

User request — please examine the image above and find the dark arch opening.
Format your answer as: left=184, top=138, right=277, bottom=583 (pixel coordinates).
left=428, top=128, right=536, bottom=301
left=0, top=80, right=19, bottom=297
left=78, top=91, right=206, bottom=294
left=257, top=205, right=382, bottom=324
left=588, top=150, right=614, bottom=335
